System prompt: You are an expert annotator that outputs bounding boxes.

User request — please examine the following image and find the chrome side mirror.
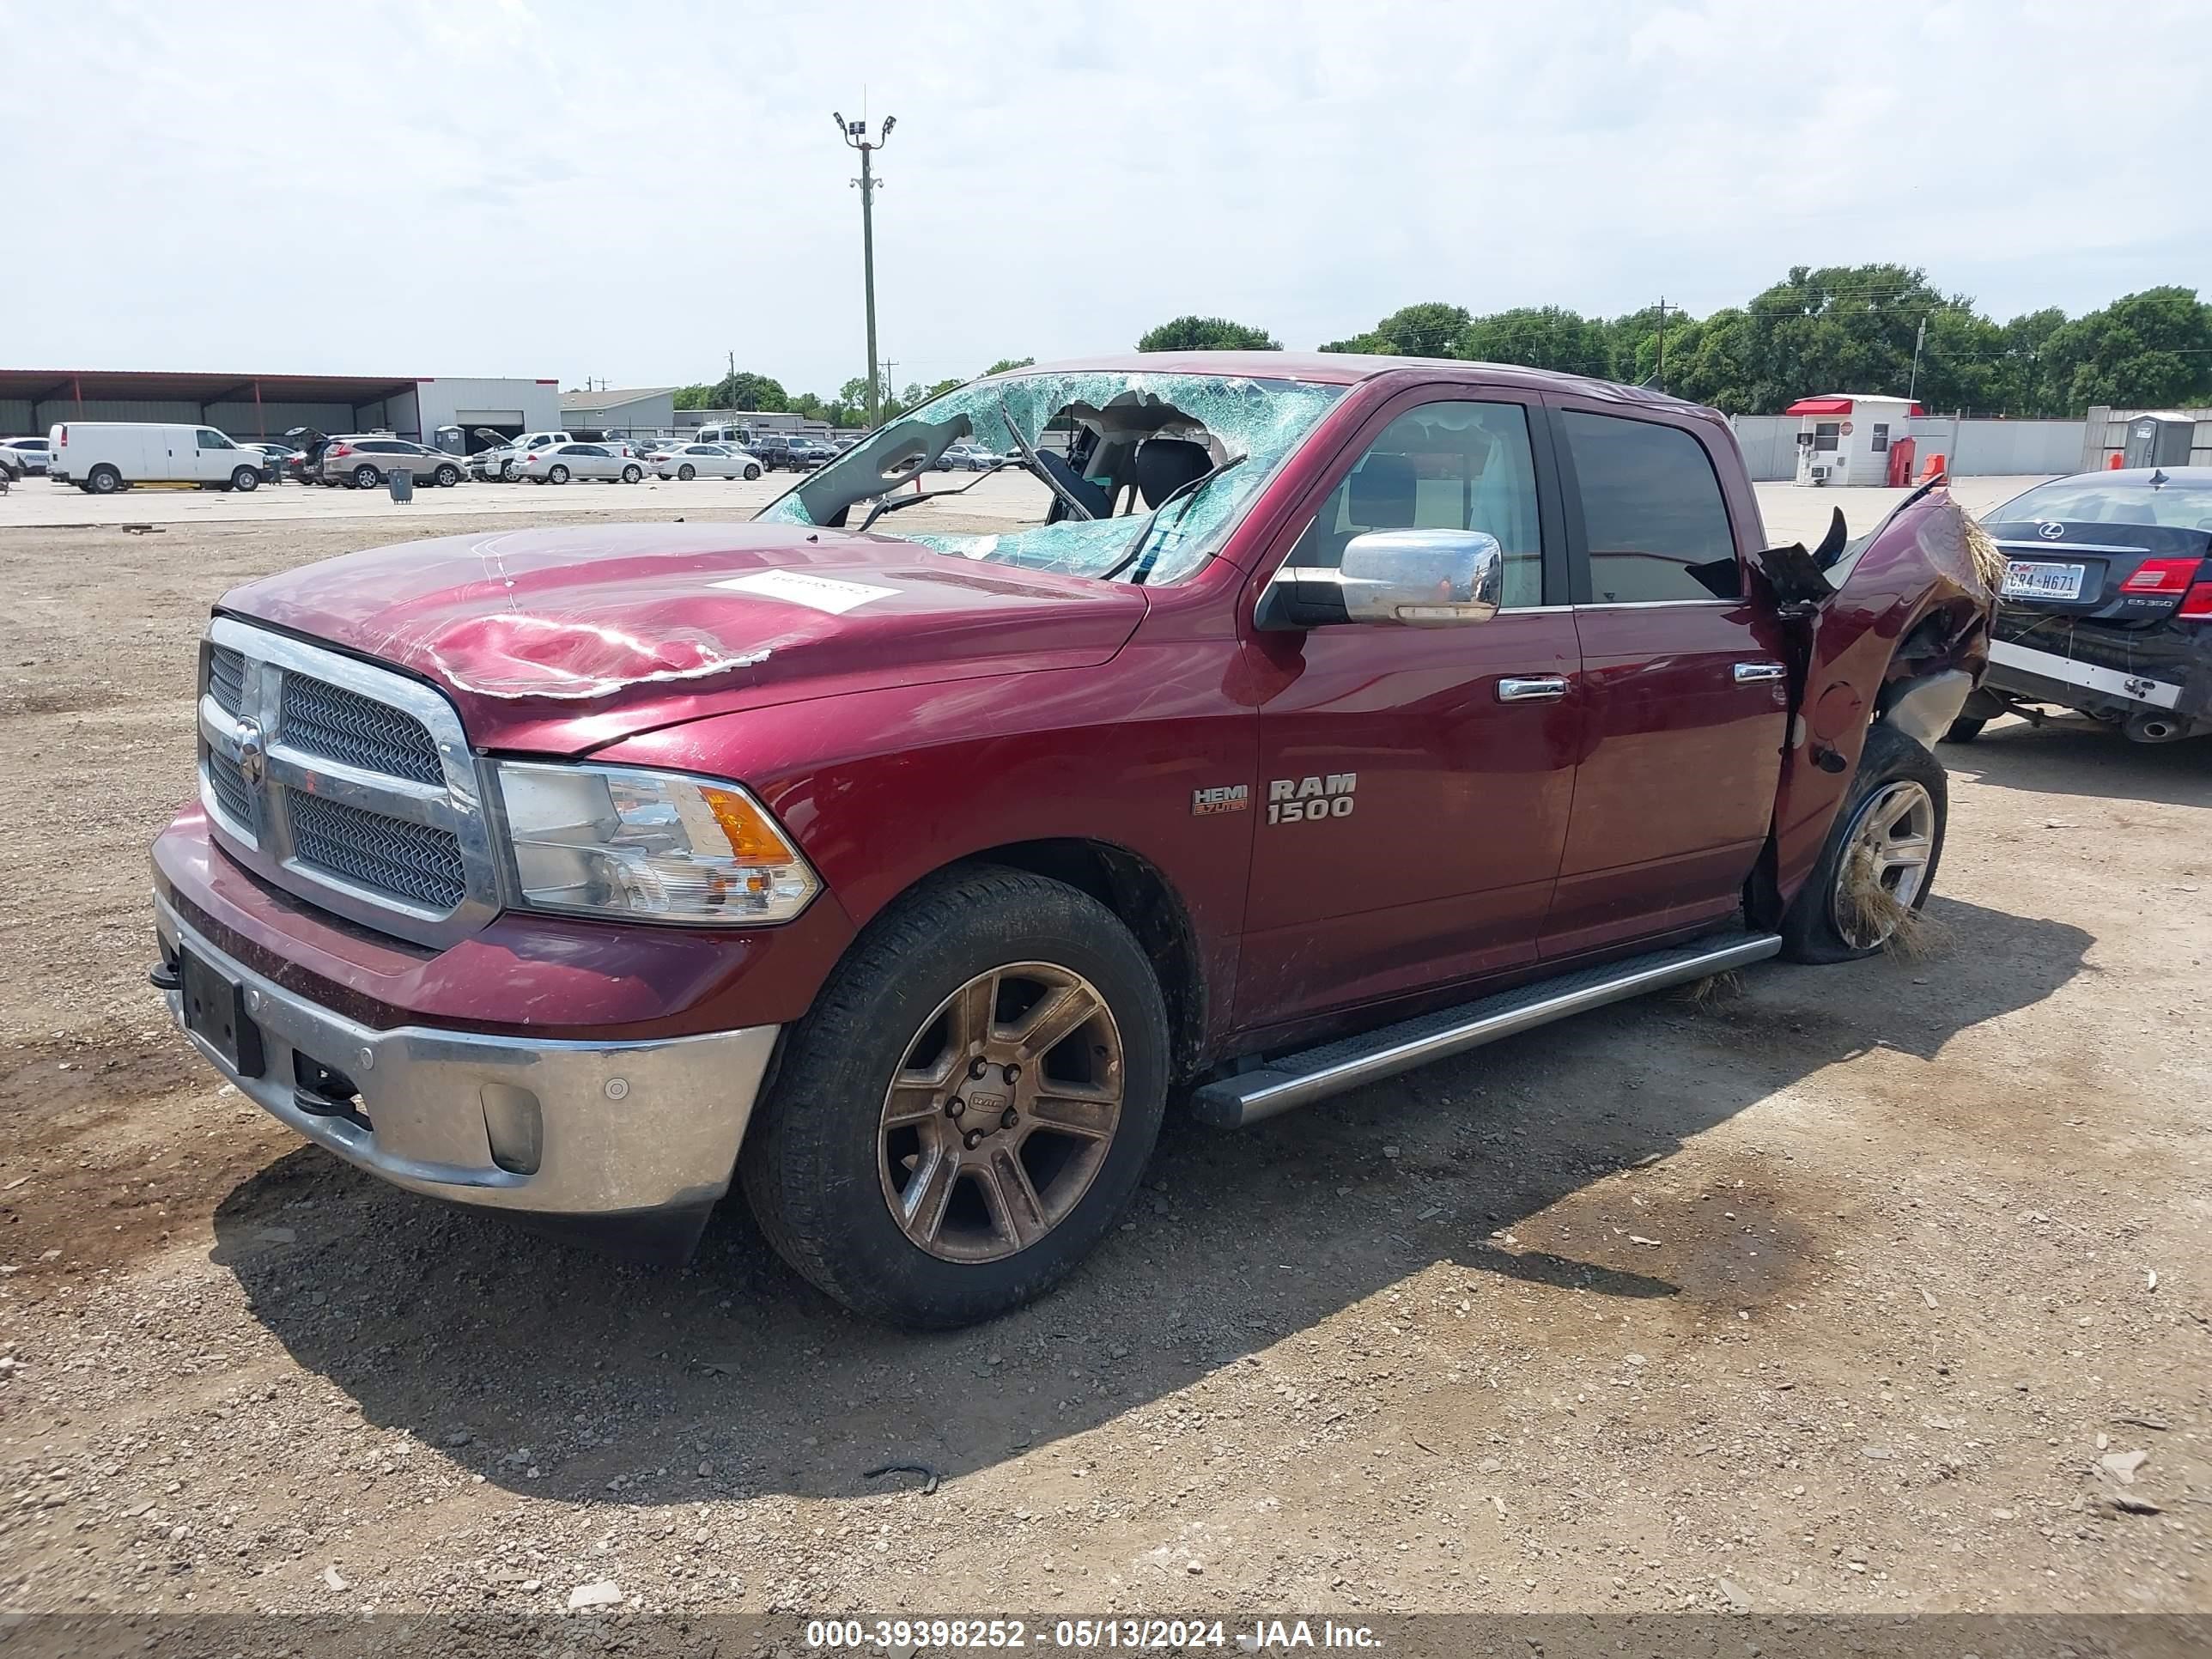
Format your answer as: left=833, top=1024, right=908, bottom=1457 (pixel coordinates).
left=1337, top=529, right=1504, bottom=625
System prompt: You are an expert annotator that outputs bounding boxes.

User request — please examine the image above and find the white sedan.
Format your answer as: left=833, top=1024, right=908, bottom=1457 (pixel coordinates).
left=653, top=442, right=763, bottom=482
left=517, top=442, right=644, bottom=485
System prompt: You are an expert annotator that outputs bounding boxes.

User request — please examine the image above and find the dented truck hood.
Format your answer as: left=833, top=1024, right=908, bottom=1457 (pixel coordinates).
left=217, top=522, right=1149, bottom=754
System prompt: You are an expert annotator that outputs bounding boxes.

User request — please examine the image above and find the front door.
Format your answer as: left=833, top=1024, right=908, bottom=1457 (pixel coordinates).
left=1540, top=403, right=1790, bottom=957
left=1237, top=391, right=1581, bottom=1030
left=194, top=428, right=237, bottom=481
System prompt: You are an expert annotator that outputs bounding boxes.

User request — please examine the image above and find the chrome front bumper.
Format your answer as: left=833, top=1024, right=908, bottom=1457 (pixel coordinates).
left=155, top=896, right=778, bottom=1225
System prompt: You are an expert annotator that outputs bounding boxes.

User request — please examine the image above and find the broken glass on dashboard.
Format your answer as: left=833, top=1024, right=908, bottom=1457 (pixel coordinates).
left=756, top=370, right=1345, bottom=586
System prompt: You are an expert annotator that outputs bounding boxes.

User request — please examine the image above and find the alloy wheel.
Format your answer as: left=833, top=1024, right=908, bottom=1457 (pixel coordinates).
left=878, top=963, right=1126, bottom=1263
left=1831, top=780, right=1936, bottom=949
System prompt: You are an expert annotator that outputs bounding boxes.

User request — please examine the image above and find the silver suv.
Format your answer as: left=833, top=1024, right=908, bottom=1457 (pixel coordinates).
left=319, top=437, right=465, bottom=489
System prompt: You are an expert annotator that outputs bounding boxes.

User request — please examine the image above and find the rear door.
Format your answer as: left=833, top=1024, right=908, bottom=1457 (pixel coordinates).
left=1540, top=402, right=1790, bottom=958
left=1237, top=386, right=1580, bottom=1028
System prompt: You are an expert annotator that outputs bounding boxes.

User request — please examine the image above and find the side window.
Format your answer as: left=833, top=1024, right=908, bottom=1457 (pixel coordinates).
left=197, top=428, right=231, bottom=450
left=1286, top=400, right=1544, bottom=608
left=1559, top=410, right=1736, bottom=605
left=1812, top=421, right=1840, bottom=453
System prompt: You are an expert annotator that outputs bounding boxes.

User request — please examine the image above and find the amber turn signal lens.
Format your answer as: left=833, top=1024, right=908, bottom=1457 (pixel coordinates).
left=702, top=785, right=798, bottom=862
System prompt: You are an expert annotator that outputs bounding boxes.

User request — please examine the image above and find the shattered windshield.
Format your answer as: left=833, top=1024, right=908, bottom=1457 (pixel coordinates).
left=755, top=370, right=1346, bottom=585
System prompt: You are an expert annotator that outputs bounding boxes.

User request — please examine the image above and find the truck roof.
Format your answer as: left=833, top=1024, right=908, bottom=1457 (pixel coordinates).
left=1002, top=350, right=1717, bottom=417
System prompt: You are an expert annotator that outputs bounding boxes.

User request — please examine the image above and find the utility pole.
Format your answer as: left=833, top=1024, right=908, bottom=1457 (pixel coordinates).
left=835, top=109, right=896, bottom=428
left=1655, top=296, right=1668, bottom=393
left=1908, top=315, right=1928, bottom=403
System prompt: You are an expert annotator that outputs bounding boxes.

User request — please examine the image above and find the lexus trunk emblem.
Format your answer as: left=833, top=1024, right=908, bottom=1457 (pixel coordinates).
left=2036, top=520, right=2065, bottom=540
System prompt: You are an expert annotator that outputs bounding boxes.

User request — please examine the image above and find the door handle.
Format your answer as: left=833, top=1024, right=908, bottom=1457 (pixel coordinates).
left=1733, top=662, right=1787, bottom=684
left=1497, top=675, right=1570, bottom=702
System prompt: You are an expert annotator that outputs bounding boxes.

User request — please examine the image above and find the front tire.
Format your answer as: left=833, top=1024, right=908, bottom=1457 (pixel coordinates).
left=622, top=464, right=642, bottom=483
left=230, top=466, right=259, bottom=492
left=743, top=463, right=762, bottom=481
left=1942, top=716, right=1986, bottom=744
left=1780, top=723, right=1948, bottom=963
left=434, top=464, right=460, bottom=488
left=742, top=866, right=1170, bottom=1328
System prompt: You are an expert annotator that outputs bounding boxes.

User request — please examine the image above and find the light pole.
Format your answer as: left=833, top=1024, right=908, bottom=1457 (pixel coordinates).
left=1908, top=314, right=1927, bottom=404
left=835, top=110, right=895, bottom=429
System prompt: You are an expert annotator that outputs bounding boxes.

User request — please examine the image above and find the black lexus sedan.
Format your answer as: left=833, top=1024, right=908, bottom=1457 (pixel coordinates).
left=1951, top=466, right=2212, bottom=745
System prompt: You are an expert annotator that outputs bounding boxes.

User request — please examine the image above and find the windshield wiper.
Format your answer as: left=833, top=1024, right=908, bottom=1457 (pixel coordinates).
left=997, top=388, right=1096, bottom=522
left=853, top=465, right=1006, bottom=533
left=1099, top=454, right=1248, bottom=584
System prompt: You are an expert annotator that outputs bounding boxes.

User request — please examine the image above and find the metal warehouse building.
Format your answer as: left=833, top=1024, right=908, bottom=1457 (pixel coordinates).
left=559, top=386, right=678, bottom=434
left=0, top=370, right=562, bottom=451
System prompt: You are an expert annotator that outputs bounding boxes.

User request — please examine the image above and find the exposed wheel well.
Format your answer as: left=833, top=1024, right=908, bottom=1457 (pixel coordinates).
left=937, top=839, right=1206, bottom=1079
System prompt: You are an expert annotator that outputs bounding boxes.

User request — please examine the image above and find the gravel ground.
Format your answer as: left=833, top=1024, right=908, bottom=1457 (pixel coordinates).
left=0, top=491, right=2206, bottom=1622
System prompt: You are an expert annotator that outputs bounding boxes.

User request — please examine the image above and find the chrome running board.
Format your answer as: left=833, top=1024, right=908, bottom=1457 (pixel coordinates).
left=1191, top=932, right=1782, bottom=1128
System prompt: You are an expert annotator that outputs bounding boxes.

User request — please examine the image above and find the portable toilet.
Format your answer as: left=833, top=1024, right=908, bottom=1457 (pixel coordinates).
left=2122, top=413, right=2195, bottom=470
left=1785, top=394, right=1923, bottom=486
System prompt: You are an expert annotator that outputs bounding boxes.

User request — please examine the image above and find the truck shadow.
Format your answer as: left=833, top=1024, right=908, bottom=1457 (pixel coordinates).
left=1942, top=717, right=2212, bottom=809
left=212, top=894, right=2088, bottom=1509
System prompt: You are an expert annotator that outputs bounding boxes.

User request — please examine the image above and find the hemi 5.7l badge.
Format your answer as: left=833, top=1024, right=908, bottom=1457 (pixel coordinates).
left=1192, top=784, right=1250, bottom=817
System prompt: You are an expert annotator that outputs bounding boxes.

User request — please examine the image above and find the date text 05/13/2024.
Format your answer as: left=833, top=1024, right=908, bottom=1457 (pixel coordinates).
left=800, top=1617, right=1382, bottom=1649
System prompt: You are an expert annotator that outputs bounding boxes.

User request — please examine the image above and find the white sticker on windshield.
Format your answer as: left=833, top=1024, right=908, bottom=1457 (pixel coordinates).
left=712, top=569, right=898, bottom=615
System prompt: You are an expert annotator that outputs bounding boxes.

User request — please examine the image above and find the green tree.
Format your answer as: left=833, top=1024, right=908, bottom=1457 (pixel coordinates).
left=1321, top=302, right=1470, bottom=356
left=1995, top=307, right=2069, bottom=417
left=1135, top=315, right=1281, bottom=352
left=984, top=356, right=1035, bottom=375
left=702, top=371, right=787, bottom=412
left=2040, top=287, right=2212, bottom=410
left=1455, top=306, right=1612, bottom=378
left=672, top=384, right=716, bottom=410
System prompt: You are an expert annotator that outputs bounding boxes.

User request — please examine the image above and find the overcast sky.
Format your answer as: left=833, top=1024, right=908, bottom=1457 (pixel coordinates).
left=8, top=1, right=2206, bottom=398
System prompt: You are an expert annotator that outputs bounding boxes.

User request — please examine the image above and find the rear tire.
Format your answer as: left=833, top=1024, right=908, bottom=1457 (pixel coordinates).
left=678, top=464, right=696, bottom=481
left=352, top=465, right=379, bottom=489
left=741, top=866, right=1170, bottom=1329
left=1942, top=716, right=1986, bottom=744
left=547, top=464, right=569, bottom=484
left=1780, top=723, right=1948, bottom=964
left=87, top=465, right=121, bottom=495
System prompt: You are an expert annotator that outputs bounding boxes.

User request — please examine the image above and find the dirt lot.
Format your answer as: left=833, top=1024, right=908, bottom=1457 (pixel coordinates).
left=0, top=494, right=2207, bottom=1623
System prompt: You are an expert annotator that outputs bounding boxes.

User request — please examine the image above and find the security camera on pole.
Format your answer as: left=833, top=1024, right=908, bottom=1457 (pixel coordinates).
left=834, top=110, right=896, bottom=431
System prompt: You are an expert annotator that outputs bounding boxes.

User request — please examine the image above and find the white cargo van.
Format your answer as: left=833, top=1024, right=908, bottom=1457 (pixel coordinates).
left=47, top=422, right=269, bottom=494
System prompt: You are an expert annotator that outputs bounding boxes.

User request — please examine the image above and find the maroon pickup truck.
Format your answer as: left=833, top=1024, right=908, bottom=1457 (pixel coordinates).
left=153, top=353, right=1992, bottom=1328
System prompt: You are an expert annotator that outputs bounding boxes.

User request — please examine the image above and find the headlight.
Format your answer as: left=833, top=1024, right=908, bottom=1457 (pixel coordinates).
left=492, top=762, right=820, bottom=925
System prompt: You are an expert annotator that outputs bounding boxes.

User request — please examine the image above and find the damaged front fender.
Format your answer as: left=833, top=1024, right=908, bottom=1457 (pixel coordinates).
left=1757, top=485, right=1996, bottom=916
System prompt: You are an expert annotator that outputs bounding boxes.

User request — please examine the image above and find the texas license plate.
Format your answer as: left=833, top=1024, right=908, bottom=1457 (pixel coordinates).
left=2002, top=560, right=2087, bottom=601
left=179, top=951, right=265, bottom=1078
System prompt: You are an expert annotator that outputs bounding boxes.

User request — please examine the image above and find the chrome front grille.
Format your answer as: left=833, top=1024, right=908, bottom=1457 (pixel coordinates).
left=287, top=788, right=468, bottom=909
left=196, top=619, right=500, bottom=947
left=206, top=749, right=253, bottom=824
left=208, top=646, right=246, bottom=715
left=280, top=674, right=444, bottom=784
